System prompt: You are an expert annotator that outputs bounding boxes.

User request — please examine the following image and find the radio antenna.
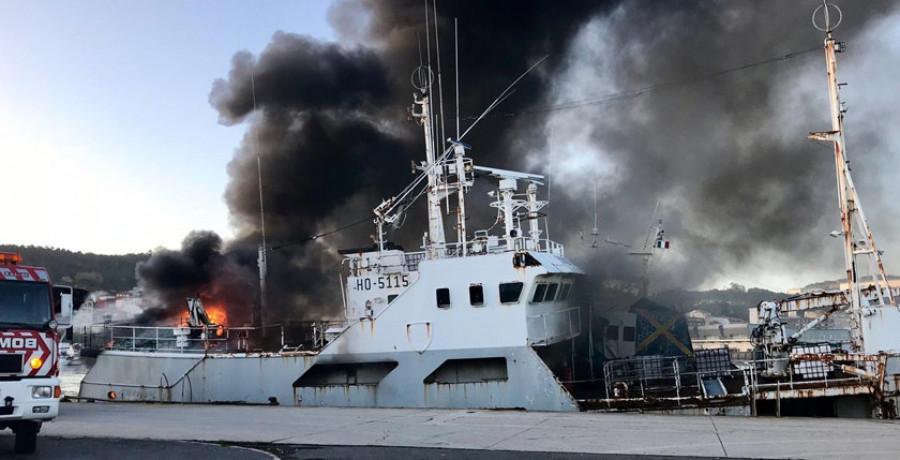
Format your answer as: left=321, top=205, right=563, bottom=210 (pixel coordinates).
left=454, top=17, right=460, bottom=140
left=251, top=67, right=267, bottom=329
left=423, top=0, right=439, bottom=162
left=433, top=0, right=446, bottom=149
left=417, top=33, right=424, bottom=68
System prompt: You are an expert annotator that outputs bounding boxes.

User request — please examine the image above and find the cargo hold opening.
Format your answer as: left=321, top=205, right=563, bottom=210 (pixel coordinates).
left=293, top=361, right=398, bottom=387
left=424, top=357, right=508, bottom=384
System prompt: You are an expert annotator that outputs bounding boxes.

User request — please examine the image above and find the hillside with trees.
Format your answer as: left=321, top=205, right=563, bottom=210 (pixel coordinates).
left=0, top=244, right=148, bottom=292
left=651, top=283, right=787, bottom=320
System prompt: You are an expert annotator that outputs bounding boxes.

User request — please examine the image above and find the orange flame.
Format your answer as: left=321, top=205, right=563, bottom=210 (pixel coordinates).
left=205, top=306, right=227, bottom=325
left=180, top=304, right=228, bottom=326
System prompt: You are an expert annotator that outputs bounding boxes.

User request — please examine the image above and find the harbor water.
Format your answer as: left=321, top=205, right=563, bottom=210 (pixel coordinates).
left=59, top=357, right=93, bottom=398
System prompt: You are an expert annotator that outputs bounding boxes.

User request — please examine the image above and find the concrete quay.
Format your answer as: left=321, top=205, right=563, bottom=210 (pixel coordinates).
left=37, top=402, right=900, bottom=459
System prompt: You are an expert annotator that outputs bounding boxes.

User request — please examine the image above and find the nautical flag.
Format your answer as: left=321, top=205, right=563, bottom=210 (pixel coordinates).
left=655, top=239, right=670, bottom=249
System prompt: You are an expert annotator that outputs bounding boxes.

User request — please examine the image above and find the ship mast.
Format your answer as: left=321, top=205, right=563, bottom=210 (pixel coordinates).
left=412, top=70, right=447, bottom=257
left=372, top=64, right=475, bottom=259
left=370, top=13, right=544, bottom=258
left=809, top=3, right=894, bottom=352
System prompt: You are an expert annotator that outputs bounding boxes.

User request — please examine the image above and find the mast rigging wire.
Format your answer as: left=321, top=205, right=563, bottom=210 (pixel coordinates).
left=462, top=46, right=820, bottom=120
left=268, top=216, right=373, bottom=252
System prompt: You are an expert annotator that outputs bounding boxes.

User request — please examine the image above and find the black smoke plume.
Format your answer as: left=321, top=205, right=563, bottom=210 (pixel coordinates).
left=137, top=1, right=900, bottom=324
left=135, top=231, right=254, bottom=325
left=537, top=1, right=900, bottom=292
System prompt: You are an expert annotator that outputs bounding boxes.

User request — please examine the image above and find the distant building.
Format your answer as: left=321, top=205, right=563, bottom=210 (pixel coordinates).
left=787, top=277, right=900, bottom=295
left=688, top=309, right=753, bottom=361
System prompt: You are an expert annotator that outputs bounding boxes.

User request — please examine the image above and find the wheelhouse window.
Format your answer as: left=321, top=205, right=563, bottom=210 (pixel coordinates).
left=606, top=325, right=619, bottom=341
left=436, top=288, right=451, bottom=309
left=388, top=294, right=398, bottom=304
left=558, top=284, right=571, bottom=301
left=623, top=326, right=636, bottom=342
left=544, top=283, right=559, bottom=302
left=0, top=280, right=52, bottom=327
left=499, top=282, right=524, bottom=303
left=531, top=284, right=548, bottom=303
left=469, top=284, right=484, bottom=306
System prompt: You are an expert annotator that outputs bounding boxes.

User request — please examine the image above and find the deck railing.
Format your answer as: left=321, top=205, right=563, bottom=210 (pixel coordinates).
left=342, top=237, right=566, bottom=274
left=575, top=351, right=894, bottom=414
left=71, top=324, right=287, bottom=354
left=443, top=236, right=565, bottom=257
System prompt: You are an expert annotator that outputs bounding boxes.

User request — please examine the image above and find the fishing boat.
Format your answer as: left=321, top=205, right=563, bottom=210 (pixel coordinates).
left=80, top=55, right=591, bottom=410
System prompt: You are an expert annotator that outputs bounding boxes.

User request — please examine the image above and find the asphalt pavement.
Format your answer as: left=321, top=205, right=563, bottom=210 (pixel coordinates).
left=0, top=436, right=738, bottom=460
left=0, top=436, right=276, bottom=459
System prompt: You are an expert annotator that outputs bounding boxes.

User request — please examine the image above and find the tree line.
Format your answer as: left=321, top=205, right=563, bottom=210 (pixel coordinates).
left=0, top=244, right=148, bottom=292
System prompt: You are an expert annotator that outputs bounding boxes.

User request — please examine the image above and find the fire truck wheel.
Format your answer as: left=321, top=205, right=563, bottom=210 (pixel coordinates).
left=14, top=421, right=40, bottom=454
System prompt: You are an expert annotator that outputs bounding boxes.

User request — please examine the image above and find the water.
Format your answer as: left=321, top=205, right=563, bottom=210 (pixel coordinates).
left=59, top=357, right=94, bottom=398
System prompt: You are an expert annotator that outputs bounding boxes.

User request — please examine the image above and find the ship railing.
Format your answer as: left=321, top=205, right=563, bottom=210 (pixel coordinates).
left=526, top=307, right=581, bottom=346
left=443, top=236, right=565, bottom=258
left=311, top=320, right=347, bottom=350
left=745, top=354, right=882, bottom=384
left=404, top=251, right=426, bottom=271
left=600, top=355, right=698, bottom=401
left=597, top=352, right=871, bottom=397
left=342, top=250, right=425, bottom=276
left=740, top=353, right=896, bottom=416
left=580, top=350, right=743, bottom=404
left=71, top=323, right=286, bottom=354
left=340, top=237, right=566, bottom=273
left=580, top=351, right=898, bottom=413
left=752, top=352, right=876, bottom=386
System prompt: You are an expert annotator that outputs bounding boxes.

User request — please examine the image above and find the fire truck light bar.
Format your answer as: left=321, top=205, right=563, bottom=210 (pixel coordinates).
left=0, top=252, right=23, bottom=264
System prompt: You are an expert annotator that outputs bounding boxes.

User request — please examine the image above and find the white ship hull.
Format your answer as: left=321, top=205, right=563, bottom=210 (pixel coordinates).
left=80, top=345, right=580, bottom=411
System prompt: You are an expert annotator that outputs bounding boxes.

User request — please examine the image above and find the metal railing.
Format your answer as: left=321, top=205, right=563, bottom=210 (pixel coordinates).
left=340, top=237, right=567, bottom=275
left=600, top=355, right=712, bottom=401
left=745, top=353, right=878, bottom=392
left=72, top=324, right=287, bottom=354
left=310, top=321, right=346, bottom=350
left=404, top=251, right=426, bottom=271
left=583, top=351, right=894, bottom=413
left=445, top=236, right=565, bottom=257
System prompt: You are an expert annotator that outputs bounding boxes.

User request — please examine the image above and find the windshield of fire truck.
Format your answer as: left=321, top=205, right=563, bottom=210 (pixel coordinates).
left=0, top=280, right=52, bottom=327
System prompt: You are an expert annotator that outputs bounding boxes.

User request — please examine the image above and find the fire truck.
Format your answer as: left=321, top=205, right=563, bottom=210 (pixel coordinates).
left=0, top=252, right=71, bottom=454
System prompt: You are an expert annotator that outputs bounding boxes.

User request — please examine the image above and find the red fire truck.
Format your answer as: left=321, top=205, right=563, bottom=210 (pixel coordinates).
left=0, top=252, right=71, bottom=454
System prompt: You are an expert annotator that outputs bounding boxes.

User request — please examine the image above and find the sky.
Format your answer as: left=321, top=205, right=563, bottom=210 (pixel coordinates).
left=0, top=0, right=333, bottom=254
